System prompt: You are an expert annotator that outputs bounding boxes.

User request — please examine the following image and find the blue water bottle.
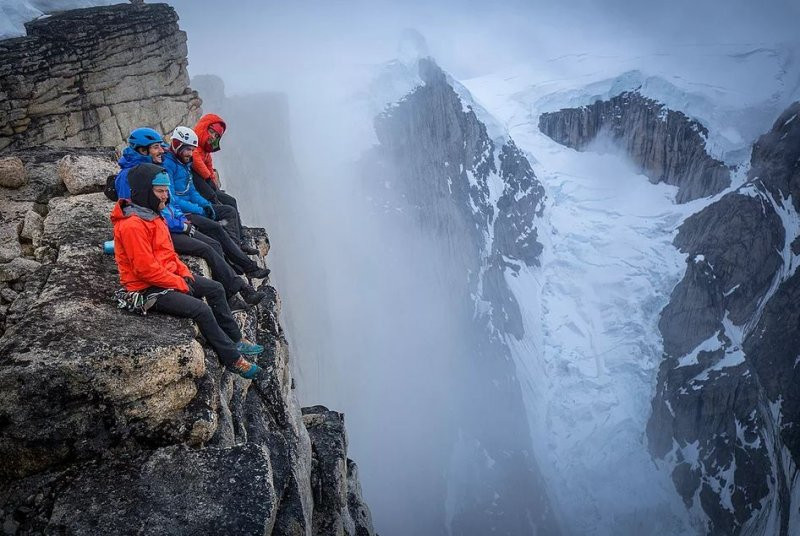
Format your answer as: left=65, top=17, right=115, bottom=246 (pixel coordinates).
left=103, top=240, right=114, bottom=255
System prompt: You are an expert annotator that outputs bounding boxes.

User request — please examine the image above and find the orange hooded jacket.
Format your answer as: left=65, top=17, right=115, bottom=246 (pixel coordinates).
left=192, top=113, right=227, bottom=187
left=111, top=200, right=192, bottom=292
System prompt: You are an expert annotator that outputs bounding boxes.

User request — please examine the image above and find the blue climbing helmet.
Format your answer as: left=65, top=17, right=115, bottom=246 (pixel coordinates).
left=127, top=127, right=167, bottom=150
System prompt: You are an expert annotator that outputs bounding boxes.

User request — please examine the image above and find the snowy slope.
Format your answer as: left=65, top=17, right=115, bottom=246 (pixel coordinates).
left=0, top=1, right=118, bottom=39
left=486, top=44, right=800, bottom=165
left=464, top=75, right=693, bottom=535
left=458, top=44, right=798, bottom=534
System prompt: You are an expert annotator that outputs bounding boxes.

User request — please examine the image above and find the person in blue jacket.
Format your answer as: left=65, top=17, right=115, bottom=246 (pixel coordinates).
left=163, top=127, right=269, bottom=278
left=115, top=127, right=167, bottom=200
left=115, top=128, right=269, bottom=308
left=162, top=127, right=253, bottom=255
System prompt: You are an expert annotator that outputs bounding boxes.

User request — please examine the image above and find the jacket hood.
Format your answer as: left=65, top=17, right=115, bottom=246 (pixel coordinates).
left=195, top=113, right=226, bottom=153
left=128, top=163, right=167, bottom=214
left=118, top=146, right=152, bottom=169
left=111, top=199, right=159, bottom=223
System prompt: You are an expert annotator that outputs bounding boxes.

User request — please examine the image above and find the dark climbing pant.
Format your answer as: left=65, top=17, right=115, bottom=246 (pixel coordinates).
left=148, top=276, right=241, bottom=367
left=192, top=170, right=243, bottom=233
left=215, top=191, right=238, bottom=210
left=192, top=171, right=239, bottom=210
left=211, top=203, right=243, bottom=243
left=186, top=214, right=258, bottom=274
left=171, top=231, right=245, bottom=298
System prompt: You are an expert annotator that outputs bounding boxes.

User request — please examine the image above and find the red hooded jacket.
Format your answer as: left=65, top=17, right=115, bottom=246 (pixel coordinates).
left=192, top=113, right=227, bottom=187
left=111, top=200, right=192, bottom=292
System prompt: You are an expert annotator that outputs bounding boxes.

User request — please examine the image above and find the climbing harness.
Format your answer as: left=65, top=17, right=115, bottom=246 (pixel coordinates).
left=114, top=288, right=173, bottom=316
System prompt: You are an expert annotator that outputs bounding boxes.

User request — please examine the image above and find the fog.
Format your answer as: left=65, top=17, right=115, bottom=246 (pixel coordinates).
left=168, top=1, right=798, bottom=534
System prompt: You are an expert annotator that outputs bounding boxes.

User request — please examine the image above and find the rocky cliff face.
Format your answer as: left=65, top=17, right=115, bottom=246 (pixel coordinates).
left=0, top=146, right=374, bottom=536
left=364, top=58, right=558, bottom=535
left=0, top=4, right=375, bottom=535
left=0, top=3, right=200, bottom=151
left=539, top=91, right=731, bottom=202
left=646, top=102, right=800, bottom=535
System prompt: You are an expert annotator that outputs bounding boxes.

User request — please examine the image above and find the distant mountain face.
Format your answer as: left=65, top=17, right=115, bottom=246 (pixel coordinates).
left=538, top=91, right=731, bottom=203
left=648, top=103, right=800, bottom=536
left=351, top=47, right=800, bottom=533
left=205, top=40, right=800, bottom=534
left=363, top=58, right=559, bottom=536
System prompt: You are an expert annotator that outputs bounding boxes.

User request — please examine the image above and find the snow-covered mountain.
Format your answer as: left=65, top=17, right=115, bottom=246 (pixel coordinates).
left=349, top=42, right=800, bottom=534
left=458, top=44, right=800, bottom=535
left=362, top=57, right=559, bottom=535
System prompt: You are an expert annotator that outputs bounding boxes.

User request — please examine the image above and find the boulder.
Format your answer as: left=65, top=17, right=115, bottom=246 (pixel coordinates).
left=42, top=193, right=114, bottom=248
left=0, top=287, right=18, bottom=304
left=0, top=257, right=40, bottom=282
left=0, top=157, right=26, bottom=189
left=302, top=405, right=357, bottom=536
left=2, top=444, right=277, bottom=535
left=0, top=244, right=210, bottom=479
left=58, top=154, right=119, bottom=195
left=19, top=209, right=43, bottom=245
left=0, top=222, right=22, bottom=263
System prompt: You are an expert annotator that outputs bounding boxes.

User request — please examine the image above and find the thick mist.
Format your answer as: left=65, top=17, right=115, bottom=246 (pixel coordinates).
left=168, top=1, right=799, bottom=534
left=191, top=66, right=478, bottom=533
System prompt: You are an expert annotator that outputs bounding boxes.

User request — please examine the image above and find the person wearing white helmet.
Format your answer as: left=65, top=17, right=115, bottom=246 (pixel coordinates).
left=162, top=126, right=269, bottom=278
left=165, top=126, right=251, bottom=251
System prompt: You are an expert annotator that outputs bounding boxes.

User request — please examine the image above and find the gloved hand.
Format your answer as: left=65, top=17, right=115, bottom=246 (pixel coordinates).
left=203, top=204, right=216, bottom=219
left=183, top=276, right=196, bottom=295
left=183, top=222, right=196, bottom=237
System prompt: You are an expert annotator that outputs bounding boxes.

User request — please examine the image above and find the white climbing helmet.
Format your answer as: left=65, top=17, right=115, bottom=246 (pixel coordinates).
left=170, top=126, right=199, bottom=149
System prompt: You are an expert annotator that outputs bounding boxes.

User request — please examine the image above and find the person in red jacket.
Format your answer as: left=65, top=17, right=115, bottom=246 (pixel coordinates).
left=191, top=113, right=239, bottom=210
left=111, top=162, right=263, bottom=379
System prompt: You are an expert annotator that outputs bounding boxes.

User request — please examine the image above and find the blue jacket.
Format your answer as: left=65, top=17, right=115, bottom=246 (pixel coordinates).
left=114, top=147, right=151, bottom=201
left=115, top=147, right=187, bottom=233
left=161, top=203, right=187, bottom=233
left=162, top=151, right=211, bottom=215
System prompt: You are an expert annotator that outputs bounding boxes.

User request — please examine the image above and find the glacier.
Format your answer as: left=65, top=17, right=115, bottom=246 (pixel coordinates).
left=457, top=42, right=800, bottom=535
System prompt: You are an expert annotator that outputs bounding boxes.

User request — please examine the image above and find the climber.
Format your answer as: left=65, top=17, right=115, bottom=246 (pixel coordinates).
left=191, top=113, right=247, bottom=237
left=163, top=126, right=258, bottom=253
left=114, top=127, right=270, bottom=276
left=114, top=128, right=269, bottom=304
left=161, top=127, right=269, bottom=278
left=114, top=127, right=167, bottom=200
left=110, top=162, right=264, bottom=379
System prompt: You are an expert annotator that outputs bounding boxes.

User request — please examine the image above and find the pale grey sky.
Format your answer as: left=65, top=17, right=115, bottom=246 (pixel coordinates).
left=170, top=0, right=799, bottom=93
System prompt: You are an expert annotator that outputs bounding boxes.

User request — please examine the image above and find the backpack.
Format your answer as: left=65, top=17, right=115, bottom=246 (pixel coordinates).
left=104, top=174, right=118, bottom=202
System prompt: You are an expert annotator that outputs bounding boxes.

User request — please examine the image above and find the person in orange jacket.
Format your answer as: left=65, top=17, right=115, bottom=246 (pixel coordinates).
left=191, top=113, right=239, bottom=210
left=111, top=162, right=263, bottom=379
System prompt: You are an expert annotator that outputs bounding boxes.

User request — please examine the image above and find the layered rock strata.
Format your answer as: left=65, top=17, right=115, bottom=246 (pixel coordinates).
left=0, top=3, right=200, bottom=151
